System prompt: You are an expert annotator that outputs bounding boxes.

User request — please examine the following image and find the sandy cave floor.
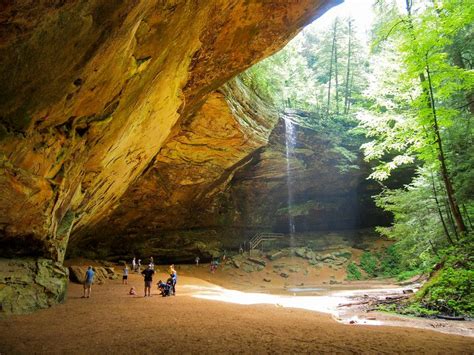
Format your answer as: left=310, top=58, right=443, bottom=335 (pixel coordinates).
left=1, top=264, right=474, bottom=354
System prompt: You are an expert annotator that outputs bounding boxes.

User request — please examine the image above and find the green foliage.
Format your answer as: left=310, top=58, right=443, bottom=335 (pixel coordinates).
left=423, top=266, right=474, bottom=316
left=346, top=262, right=362, bottom=280
left=400, top=303, right=439, bottom=317
left=378, top=245, right=403, bottom=277
left=243, top=16, right=368, bottom=117
left=359, top=252, right=378, bottom=277
left=415, top=239, right=474, bottom=317
left=396, top=270, right=422, bottom=282
left=357, top=1, right=474, bottom=319
left=375, top=168, right=452, bottom=271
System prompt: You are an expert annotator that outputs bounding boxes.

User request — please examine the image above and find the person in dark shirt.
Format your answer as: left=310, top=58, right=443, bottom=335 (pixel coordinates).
left=141, top=265, right=155, bottom=297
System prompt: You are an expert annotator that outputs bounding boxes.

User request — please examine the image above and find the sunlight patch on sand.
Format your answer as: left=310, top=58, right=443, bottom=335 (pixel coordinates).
left=185, top=284, right=348, bottom=316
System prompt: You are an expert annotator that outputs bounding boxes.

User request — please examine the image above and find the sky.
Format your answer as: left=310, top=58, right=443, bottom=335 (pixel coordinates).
left=307, top=0, right=406, bottom=41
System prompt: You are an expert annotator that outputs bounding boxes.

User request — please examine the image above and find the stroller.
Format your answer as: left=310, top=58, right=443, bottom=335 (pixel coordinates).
left=157, top=279, right=173, bottom=297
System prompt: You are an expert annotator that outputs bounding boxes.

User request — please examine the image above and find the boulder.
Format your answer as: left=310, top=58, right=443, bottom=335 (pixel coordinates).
left=308, top=258, right=319, bottom=266
left=295, top=248, right=307, bottom=258
left=231, top=258, right=241, bottom=269
left=321, top=254, right=335, bottom=262
left=68, top=266, right=116, bottom=284
left=334, top=250, right=352, bottom=259
left=267, top=251, right=284, bottom=261
left=247, top=257, right=266, bottom=267
left=333, top=258, right=348, bottom=266
left=69, top=266, right=87, bottom=283
left=242, top=263, right=255, bottom=273
left=0, top=258, right=68, bottom=315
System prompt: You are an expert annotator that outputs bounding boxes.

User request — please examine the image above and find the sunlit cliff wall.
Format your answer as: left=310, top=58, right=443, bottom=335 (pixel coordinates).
left=0, top=0, right=340, bottom=314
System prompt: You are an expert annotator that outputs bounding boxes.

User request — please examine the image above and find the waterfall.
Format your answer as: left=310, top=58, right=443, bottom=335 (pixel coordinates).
left=284, top=119, right=296, bottom=236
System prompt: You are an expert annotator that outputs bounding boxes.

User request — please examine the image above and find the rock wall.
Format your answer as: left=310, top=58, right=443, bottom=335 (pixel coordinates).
left=70, top=87, right=393, bottom=263
left=0, top=0, right=340, bottom=313
left=70, top=77, right=279, bottom=261
left=0, top=258, right=68, bottom=315
left=221, top=110, right=387, bottom=233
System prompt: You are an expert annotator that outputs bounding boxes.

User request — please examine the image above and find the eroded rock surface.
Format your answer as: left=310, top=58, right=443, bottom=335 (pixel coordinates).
left=71, top=91, right=393, bottom=262
left=0, top=0, right=337, bottom=259
left=0, top=258, right=68, bottom=315
left=0, top=0, right=339, bottom=313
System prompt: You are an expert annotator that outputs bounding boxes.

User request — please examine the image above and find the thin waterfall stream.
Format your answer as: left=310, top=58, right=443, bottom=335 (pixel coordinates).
left=284, top=118, right=296, bottom=237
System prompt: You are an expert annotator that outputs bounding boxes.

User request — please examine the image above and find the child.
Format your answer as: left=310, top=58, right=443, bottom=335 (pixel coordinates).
left=123, top=265, right=129, bottom=285
left=129, top=287, right=136, bottom=295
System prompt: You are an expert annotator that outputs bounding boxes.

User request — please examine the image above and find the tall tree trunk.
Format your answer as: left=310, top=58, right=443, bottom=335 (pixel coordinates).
left=405, top=0, right=467, bottom=234
left=344, top=18, right=352, bottom=115
left=334, top=19, right=339, bottom=115
left=425, top=64, right=467, bottom=233
left=429, top=239, right=440, bottom=257
left=444, top=198, right=459, bottom=241
left=430, top=171, right=454, bottom=245
left=462, top=204, right=473, bottom=230
left=347, top=72, right=354, bottom=113
left=327, top=19, right=337, bottom=116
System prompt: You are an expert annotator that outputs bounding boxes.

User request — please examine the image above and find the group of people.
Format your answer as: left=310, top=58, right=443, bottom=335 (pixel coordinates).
left=83, top=251, right=233, bottom=298
left=82, top=257, right=176, bottom=299
left=131, top=256, right=155, bottom=273
left=142, top=262, right=177, bottom=297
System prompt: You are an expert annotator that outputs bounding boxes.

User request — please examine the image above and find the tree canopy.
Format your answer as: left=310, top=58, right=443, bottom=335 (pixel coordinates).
left=242, top=0, right=473, bottom=317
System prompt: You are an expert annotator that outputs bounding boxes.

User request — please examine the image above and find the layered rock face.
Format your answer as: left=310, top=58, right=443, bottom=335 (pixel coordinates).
left=72, top=77, right=279, bottom=261
left=0, top=0, right=340, bottom=313
left=72, top=85, right=389, bottom=263
left=221, top=110, right=386, bottom=234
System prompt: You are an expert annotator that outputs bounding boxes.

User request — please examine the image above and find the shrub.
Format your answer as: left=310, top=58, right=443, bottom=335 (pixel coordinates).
left=346, top=262, right=362, bottom=280
left=360, top=252, right=378, bottom=277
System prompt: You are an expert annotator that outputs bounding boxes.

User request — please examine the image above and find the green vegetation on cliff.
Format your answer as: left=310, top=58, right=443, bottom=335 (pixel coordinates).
left=360, top=0, right=474, bottom=317
left=246, top=0, right=473, bottom=317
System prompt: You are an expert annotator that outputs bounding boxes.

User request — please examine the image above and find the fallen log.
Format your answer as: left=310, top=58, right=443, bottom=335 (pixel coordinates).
left=436, top=315, right=465, bottom=321
left=338, top=300, right=372, bottom=308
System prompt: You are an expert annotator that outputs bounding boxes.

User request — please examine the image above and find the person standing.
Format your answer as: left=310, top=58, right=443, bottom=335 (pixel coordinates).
left=122, top=264, right=129, bottom=285
left=149, top=256, right=154, bottom=270
left=195, top=256, right=200, bottom=266
left=141, top=264, right=155, bottom=297
left=168, top=264, right=177, bottom=295
left=83, top=266, right=95, bottom=298
left=167, top=264, right=176, bottom=276
left=132, top=257, right=136, bottom=272
left=137, top=259, right=141, bottom=273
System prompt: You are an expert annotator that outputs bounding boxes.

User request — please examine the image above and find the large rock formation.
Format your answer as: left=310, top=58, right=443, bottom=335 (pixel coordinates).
left=220, top=110, right=386, bottom=233
left=0, top=0, right=341, bottom=313
left=70, top=82, right=392, bottom=263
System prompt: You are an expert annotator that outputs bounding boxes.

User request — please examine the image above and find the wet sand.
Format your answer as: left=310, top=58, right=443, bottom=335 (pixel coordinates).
left=1, top=269, right=473, bottom=354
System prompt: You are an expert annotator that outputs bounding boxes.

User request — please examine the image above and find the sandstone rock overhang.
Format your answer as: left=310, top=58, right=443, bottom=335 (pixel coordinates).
left=0, top=0, right=342, bottom=261
left=0, top=0, right=341, bottom=314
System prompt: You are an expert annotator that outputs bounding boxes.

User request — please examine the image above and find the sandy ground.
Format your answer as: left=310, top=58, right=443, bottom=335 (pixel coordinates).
left=1, top=266, right=473, bottom=354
